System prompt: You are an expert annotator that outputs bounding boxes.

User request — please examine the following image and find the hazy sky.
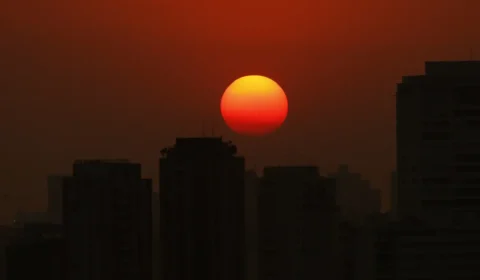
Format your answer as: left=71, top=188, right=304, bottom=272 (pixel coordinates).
left=1, top=0, right=479, bottom=222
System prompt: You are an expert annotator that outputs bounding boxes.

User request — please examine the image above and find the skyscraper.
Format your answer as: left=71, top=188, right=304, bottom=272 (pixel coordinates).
left=159, top=137, right=245, bottom=280
left=258, top=166, right=338, bottom=280
left=396, top=61, right=480, bottom=222
left=63, top=160, right=152, bottom=280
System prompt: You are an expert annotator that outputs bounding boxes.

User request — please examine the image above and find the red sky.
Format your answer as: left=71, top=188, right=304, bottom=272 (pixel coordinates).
left=1, top=0, right=479, bottom=222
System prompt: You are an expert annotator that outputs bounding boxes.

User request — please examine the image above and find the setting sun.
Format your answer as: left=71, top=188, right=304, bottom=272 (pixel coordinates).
left=220, top=75, right=288, bottom=136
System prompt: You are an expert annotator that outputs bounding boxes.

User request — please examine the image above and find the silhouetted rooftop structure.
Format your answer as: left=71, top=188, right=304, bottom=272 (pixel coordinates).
left=424, top=61, right=480, bottom=76
left=160, top=137, right=238, bottom=158
left=74, top=159, right=130, bottom=164
left=72, top=159, right=141, bottom=178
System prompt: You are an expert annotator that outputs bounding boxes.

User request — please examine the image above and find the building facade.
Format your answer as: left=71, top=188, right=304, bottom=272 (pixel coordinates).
left=258, top=166, right=338, bottom=280
left=63, top=160, right=152, bottom=280
left=159, top=137, right=245, bottom=280
left=396, top=61, right=480, bottom=222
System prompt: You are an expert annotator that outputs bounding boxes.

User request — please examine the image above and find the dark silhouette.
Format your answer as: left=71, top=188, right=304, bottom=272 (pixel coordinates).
left=6, top=223, right=65, bottom=280
left=396, top=61, right=480, bottom=223
left=328, top=164, right=381, bottom=226
left=159, top=137, right=245, bottom=280
left=258, top=166, right=337, bottom=280
left=62, top=160, right=152, bottom=280
left=6, top=59, right=480, bottom=279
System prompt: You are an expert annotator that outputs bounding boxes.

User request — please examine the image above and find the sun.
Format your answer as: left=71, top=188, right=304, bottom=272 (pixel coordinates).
left=220, top=75, right=288, bottom=136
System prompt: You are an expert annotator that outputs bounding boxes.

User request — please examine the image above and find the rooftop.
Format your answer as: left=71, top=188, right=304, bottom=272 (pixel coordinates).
left=74, top=159, right=131, bottom=164
left=425, top=61, right=480, bottom=76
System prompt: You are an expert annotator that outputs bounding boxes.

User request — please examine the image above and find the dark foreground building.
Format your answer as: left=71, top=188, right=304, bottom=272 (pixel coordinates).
left=396, top=61, right=480, bottom=222
left=159, top=137, right=245, bottom=280
left=63, top=160, right=152, bottom=280
left=6, top=223, right=65, bottom=280
left=375, top=217, right=480, bottom=279
left=258, top=166, right=338, bottom=280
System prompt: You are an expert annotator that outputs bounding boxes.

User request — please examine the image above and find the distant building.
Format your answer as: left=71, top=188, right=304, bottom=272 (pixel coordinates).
left=329, top=165, right=381, bottom=225
left=63, top=160, right=152, bottom=280
left=5, top=223, right=65, bottom=280
left=396, top=61, right=480, bottom=222
left=258, top=166, right=338, bottom=280
left=159, top=137, right=245, bottom=280
left=12, top=211, right=49, bottom=227
left=47, top=175, right=67, bottom=224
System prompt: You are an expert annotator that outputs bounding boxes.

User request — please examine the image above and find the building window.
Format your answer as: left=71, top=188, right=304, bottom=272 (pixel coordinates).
left=456, top=166, right=480, bottom=173
left=422, top=177, right=451, bottom=184
left=454, top=87, right=480, bottom=105
left=454, top=109, right=480, bottom=117
left=466, top=120, right=480, bottom=127
left=422, top=131, right=450, bottom=140
left=455, top=154, right=480, bottom=162
left=423, top=120, right=450, bottom=127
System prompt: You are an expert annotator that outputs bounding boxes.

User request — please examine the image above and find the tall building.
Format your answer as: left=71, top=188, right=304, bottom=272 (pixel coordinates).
left=47, top=175, right=67, bottom=224
left=396, top=61, right=480, bottom=222
left=258, top=166, right=338, bottom=280
left=63, top=160, right=152, bottom=280
left=159, top=137, right=245, bottom=280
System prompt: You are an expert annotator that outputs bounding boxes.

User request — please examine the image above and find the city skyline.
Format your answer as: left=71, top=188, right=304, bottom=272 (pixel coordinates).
left=2, top=1, right=480, bottom=222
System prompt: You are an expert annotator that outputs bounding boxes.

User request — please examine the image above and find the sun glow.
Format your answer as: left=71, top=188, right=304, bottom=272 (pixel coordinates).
left=220, top=75, right=288, bottom=136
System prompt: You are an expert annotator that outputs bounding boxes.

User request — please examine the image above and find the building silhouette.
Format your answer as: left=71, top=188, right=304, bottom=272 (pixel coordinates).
left=374, top=217, right=480, bottom=279
left=159, top=137, right=245, bottom=280
left=245, top=170, right=260, bottom=280
left=63, top=160, right=152, bottom=280
left=12, top=211, right=49, bottom=227
left=371, top=60, right=480, bottom=279
left=396, top=61, right=480, bottom=222
left=258, top=166, right=337, bottom=280
left=328, top=164, right=381, bottom=225
left=5, top=223, right=65, bottom=280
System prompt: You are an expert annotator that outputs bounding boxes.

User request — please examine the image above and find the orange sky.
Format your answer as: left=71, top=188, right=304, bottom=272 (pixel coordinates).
left=1, top=0, right=479, bottom=222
